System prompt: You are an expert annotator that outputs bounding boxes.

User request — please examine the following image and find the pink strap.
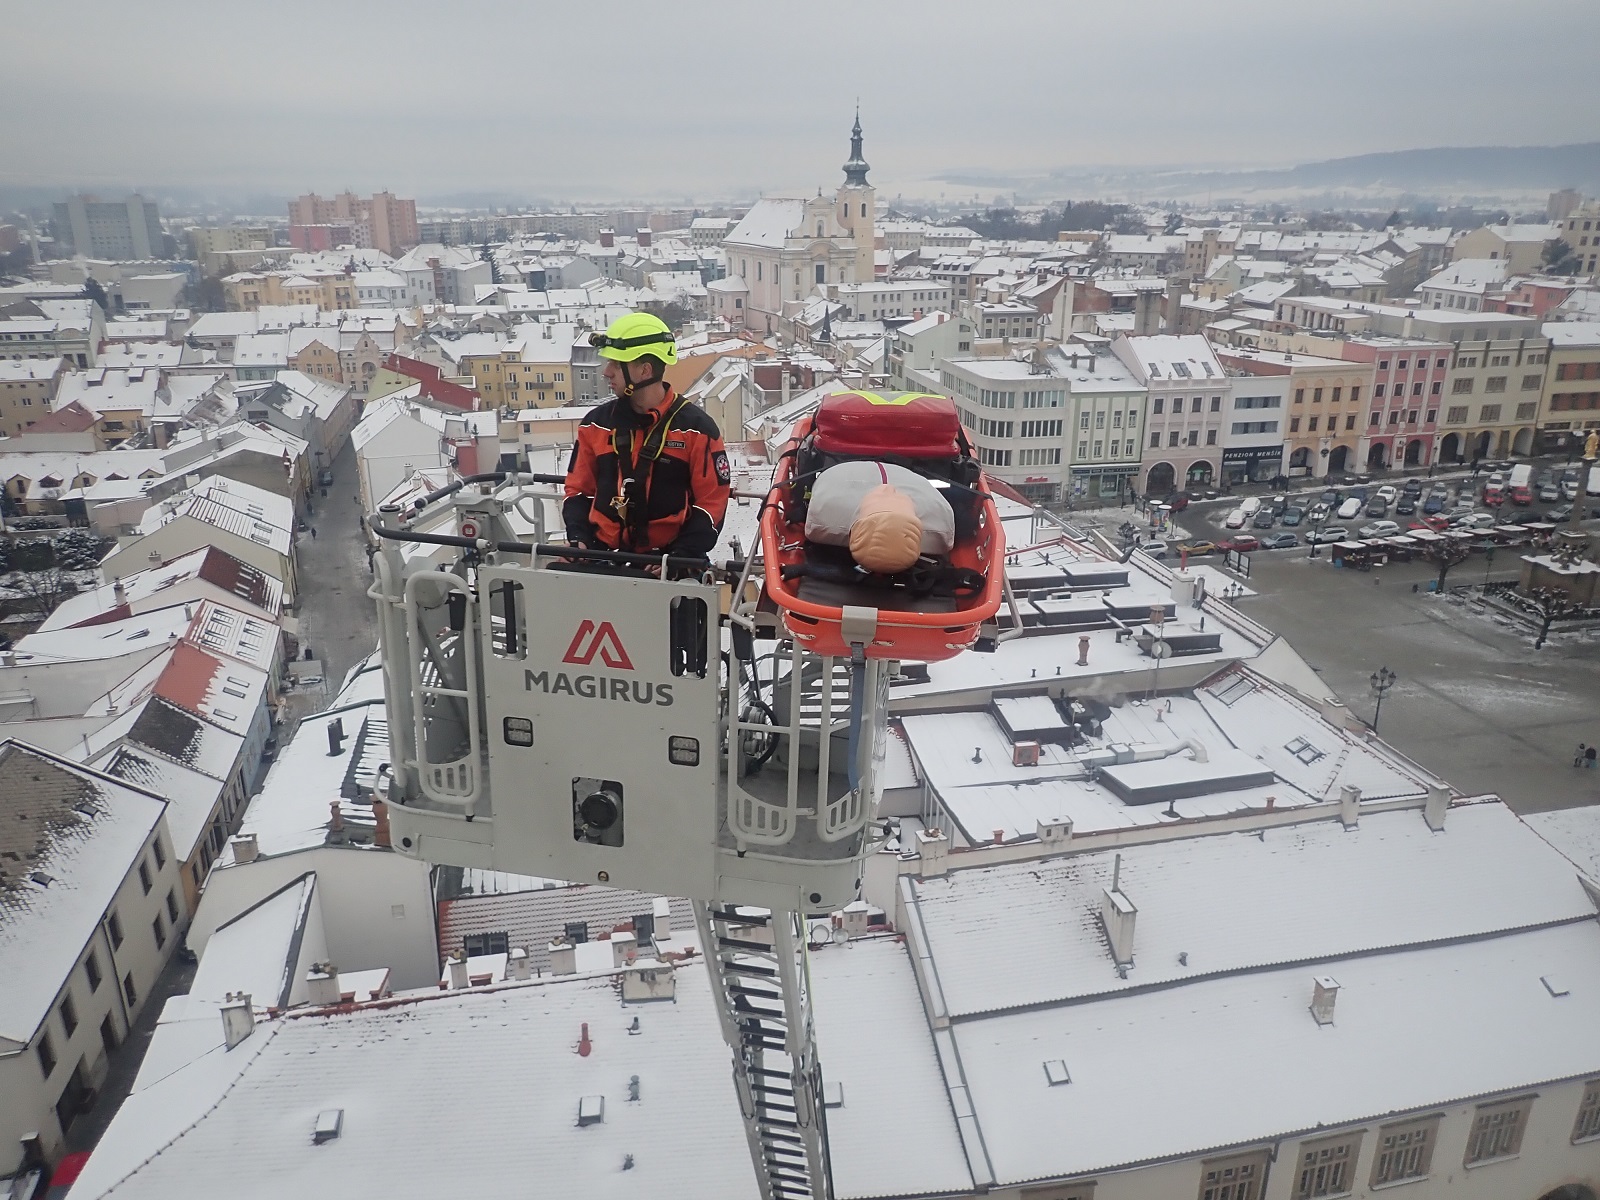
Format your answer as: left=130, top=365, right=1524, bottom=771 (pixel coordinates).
left=876, top=462, right=888, bottom=484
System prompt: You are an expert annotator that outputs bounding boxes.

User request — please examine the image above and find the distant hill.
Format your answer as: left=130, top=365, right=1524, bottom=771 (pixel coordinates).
left=1216, top=143, right=1600, bottom=193
left=941, top=143, right=1600, bottom=206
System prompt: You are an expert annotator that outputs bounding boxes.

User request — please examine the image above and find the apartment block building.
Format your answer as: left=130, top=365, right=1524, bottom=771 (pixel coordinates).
left=1113, top=334, right=1232, bottom=494
left=1539, top=321, right=1600, bottom=454
left=1339, top=337, right=1452, bottom=470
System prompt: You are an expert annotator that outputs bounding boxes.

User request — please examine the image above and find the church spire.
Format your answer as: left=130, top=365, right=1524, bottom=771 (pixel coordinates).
left=842, top=107, right=870, bottom=187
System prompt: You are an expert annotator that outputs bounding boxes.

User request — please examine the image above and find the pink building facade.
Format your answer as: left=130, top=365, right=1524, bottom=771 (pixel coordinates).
left=1341, top=338, right=1451, bottom=470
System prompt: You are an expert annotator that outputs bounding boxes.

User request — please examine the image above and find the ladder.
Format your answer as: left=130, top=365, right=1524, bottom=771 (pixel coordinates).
left=696, top=903, right=833, bottom=1200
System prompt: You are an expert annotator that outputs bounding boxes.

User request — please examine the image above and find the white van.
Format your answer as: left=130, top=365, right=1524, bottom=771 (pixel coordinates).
left=1336, top=497, right=1363, bottom=520
left=1239, top=496, right=1262, bottom=516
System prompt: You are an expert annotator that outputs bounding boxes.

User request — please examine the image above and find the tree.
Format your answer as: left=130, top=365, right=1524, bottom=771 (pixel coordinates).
left=1525, top=586, right=1581, bottom=649
left=1432, top=540, right=1470, bottom=590
left=8, top=566, right=72, bottom=620
left=1542, top=238, right=1577, bottom=273
left=52, top=528, right=113, bottom=571
left=479, top=242, right=501, bottom=285
left=641, top=299, right=693, bottom=333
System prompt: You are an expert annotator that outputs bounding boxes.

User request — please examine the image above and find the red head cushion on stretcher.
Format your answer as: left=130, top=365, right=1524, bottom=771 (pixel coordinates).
left=812, top=391, right=962, bottom=460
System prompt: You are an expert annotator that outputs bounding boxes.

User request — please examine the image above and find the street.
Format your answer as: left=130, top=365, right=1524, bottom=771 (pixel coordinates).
left=287, top=440, right=380, bottom=712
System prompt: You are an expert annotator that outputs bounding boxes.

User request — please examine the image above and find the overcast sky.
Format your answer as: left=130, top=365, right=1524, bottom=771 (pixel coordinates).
left=3, top=0, right=1597, bottom=206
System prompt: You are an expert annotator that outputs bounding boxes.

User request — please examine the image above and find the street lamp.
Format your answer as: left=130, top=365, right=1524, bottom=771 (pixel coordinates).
left=1309, top=511, right=1327, bottom=559
left=1369, top=666, right=1397, bottom=732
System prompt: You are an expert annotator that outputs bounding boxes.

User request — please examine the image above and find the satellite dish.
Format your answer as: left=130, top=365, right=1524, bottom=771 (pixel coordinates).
left=831, top=925, right=849, bottom=946
left=1150, top=640, right=1172, bottom=660
left=807, top=922, right=833, bottom=947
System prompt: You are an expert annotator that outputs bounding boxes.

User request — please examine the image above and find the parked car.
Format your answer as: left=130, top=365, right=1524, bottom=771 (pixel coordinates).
left=1269, top=494, right=1290, bottom=515
left=1564, top=479, right=1581, bottom=500
left=1224, top=508, right=1248, bottom=529
left=1366, top=497, right=1389, bottom=517
left=1261, top=532, right=1300, bottom=549
left=1307, top=502, right=1331, bottom=523
left=1413, top=515, right=1451, bottom=532
left=1422, top=494, right=1446, bottom=515
left=1395, top=496, right=1417, bottom=515
left=1305, top=526, right=1350, bottom=545
left=1239, top=496, right=1262, bottom=516
left=1136, top=539, right=1168, bottom=559
left=1281, top=506, right=1305, bottom=526
left=1251, top=509, right=1276, bottom=530
left=1374, top=484, right=1398, bottom=504
left=1539, top=482, right=1562, bottom=503
left=1167, top=492, right=1192, bottom=512
left=1358, top=520, right=1401, bottom=539
left=1319, top=489, right=1341, bottom=507
left=1454, top=512, right=1497, bottom=531
left=1402, top=479, right=1424, bottom=497
left=1549, top=504, right=1574, bottom=522
left=1217, top=535, right=1261, bottom=553
left=1336, top=497, right=1364, bottom=520
left=1175, top=539, right=1217, bottom=556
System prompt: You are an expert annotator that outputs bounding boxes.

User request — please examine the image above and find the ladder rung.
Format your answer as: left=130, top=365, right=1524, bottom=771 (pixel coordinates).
left=723, top=962, right=779, bottom=979
left=713, top=908, right=770, bottom=925
left=718, top=936, right=774, bottom=953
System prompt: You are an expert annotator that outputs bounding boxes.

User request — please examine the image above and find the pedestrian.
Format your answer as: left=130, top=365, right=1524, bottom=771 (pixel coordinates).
left=310, top=526, right=317, bottom=539
left=1575, top=744, right=1586, bottom=768
left=1588, top=745, right=1597, bottom=770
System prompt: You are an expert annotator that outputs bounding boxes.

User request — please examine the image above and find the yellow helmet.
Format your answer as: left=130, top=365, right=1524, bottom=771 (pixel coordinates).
left=588, top=312, right=677, bottom=366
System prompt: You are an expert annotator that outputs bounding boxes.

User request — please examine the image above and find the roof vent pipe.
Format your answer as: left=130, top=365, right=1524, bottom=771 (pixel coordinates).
left=1338, top=784, right=1361, bottom=829
left=1424, top=784, right=1450, bottom=832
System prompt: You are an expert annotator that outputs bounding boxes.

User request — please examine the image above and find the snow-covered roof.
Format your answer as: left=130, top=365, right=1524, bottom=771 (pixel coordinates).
left=0, top=742, right=167, bottom=1044
left=70, top=941, right=758, bottom=1200
left=137, top=474, right=294, bottom=556
left=723, top=197, right=809, bottom=248
left=1543, top=320, right=1600, bottom=348
left=95, top=743, right=224, bottom=861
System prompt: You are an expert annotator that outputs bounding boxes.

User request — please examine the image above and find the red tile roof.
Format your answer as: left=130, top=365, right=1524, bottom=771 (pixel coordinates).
left=154, top=641, right=222, bottom=716
left=24, top=400, right=100, bottom=434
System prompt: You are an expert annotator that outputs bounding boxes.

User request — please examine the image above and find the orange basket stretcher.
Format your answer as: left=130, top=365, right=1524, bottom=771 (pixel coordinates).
left=757, top=391, right=1007, bottom=663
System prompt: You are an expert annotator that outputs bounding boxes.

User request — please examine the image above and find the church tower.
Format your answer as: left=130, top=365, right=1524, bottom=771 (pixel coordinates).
left=835, top=109, right=876, bottom=286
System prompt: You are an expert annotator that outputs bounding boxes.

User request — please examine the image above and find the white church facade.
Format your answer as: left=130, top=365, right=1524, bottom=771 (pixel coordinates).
left=716, top=114, right=876, bottom=333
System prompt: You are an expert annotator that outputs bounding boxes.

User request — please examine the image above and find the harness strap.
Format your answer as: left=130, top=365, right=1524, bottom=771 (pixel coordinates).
left=610, top=392, right=689, bottom=549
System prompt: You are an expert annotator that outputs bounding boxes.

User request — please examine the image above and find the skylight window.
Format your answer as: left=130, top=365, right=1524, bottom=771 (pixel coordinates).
left=1284, top=736, right=1325, bottom=765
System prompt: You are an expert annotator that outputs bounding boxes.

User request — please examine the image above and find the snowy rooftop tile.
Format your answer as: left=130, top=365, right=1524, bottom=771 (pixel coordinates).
left=0, top=742, right=166, bottom=1044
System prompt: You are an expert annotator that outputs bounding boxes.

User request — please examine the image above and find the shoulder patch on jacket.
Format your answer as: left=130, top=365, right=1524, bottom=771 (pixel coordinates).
left=713, top=450, right=731, bottom=485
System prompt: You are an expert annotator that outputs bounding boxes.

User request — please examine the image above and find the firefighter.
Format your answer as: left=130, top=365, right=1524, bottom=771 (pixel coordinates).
left=563, top=312, right=730, bottom=565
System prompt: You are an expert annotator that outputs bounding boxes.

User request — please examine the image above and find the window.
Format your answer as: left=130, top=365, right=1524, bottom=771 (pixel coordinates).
left=815, top=264, right=825, bottom=284
left=1410, top=381, right=1422, bottom=397
left=166, top=888, right=180, bottom=923
left=1168, top=431, right=1179, bottom=447
left=1379, top=359, right=1390, bottom=370
left=1199, top=1150, right=1268, bottom=1200
left=1020, top=420, right=1062, bottom=438
left=1345, top=414, right=1356, bottom=430
left=1210, top=396, right=1221, bottom=412
left=463, top=931, right=510, bottom=956
left=108, top=911, right=123, bottom=949
left=1331, top=387, right=1342, bottom=403
left=153, top=914, right=166, bottom=949
left=1374, top=384, right=1385, bottom=398
left=1371, top=413, right=1381, bottom=427
left=1186, top=430, right=1198, bottom=446
left=1574, top=1079, right=1600, bottom=1142
left=151, top=835, right=166, bottom=869
left=1290, top=416, right=1301, bottom=432
left=1452, top=378, right=1474, bottom=395
left=1205, top=430, right=1217, bottom=445
left=1191, top=396, right=1202, bottom=413
left=1484, top=376, right=1506, bottom=393
left=1515, top=402, right=1537, bottom=420
left=1080, top=413, right=1090, bottom=429
left=1094, top=411, right=1104, bottom=428
left=1522, top=373, right=1542, bottom=390
left=1465, top=1096, right=1531, bottom=1164
left=1371, top=1116, right=1438, bottom=1186
left=1427, top=408, right=1437, bottom=423
left=1458, top=355, right=1478, bottom=368
left=1149, top=433, right=1160, bottom=449
left=1152, top=397, right=1163, bottom=414
left=1093, top=441, right=1103, bottom=456
left=37, top=1031, right=56, bottom=1077
left=1295, top=1132, right=1361, bottom=1199
left=1446, top=406, right=1468, bottom=423
left=1349, top=386, right=1360, bottom=404
left=124, top=973, right=137, bottom=1007
left=84, top=951, right=101, bottom=993
left=978, top=447, right=1011, bottom=466
left=1313, top=387, right=1323, bottom=403
left=1308, top=416, right=1319, bottom=432
left=138, top=861, right=151, bottom=894
left=1479, top=404, right=1501, bottom=423
left=1489, top=353, right=1511, bottom=367
left=1294, top=388, right=1304, bottom=404
left=1125, top=439, right=1136, bottom=456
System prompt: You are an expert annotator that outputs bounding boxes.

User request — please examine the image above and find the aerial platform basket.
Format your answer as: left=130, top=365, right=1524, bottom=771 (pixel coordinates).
left=759, top=390, right=1007, bottom=662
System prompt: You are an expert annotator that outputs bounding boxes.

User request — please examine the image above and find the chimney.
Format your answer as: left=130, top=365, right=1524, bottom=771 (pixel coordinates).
left=326, top=718, right=345, bottom=756
left=1165, top=278, right=1186, bottom=334
left=651, top=896, right=671, bottom=940
left=508, top=947, right=532, bottom=980
left=447, top=950, right=470, bottom=990
left=1134, top=290, right=1160, bottom=337
left=1338, top=784, right=1361, bottom=829
left=1101, top=868, right=1137, bottom=967
left=549, top=937, right=578, bottom=976
left=112, top=578, right=127, bottom=605
left=611, top=930, right=638, bottom=967
left=328, top=800, right=345, bottom=842
left=636, top=228, right=651, bottom=248
left=1170, top=574, right=1195, bottom=607
left=1423, top=784, right=1450, bottom=832
left=1037, top=816, right=1073, bottom=848
left=372, top=801, right=391, bottom=848
left=307, top=963, right=341, bottom=1006
left=1310, top=975, right=1339, bottom=1026
left=621, top=960, right=676, bottom=1003
left=916, top=827, right=949, bottom=878
left=220, top=992, right=254, bottom=1050
left=599, top=229, right=614, bottom=248
left=1077, top=634, right=1090, bottom=666
left=230, top=833, right=259, bottom=863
